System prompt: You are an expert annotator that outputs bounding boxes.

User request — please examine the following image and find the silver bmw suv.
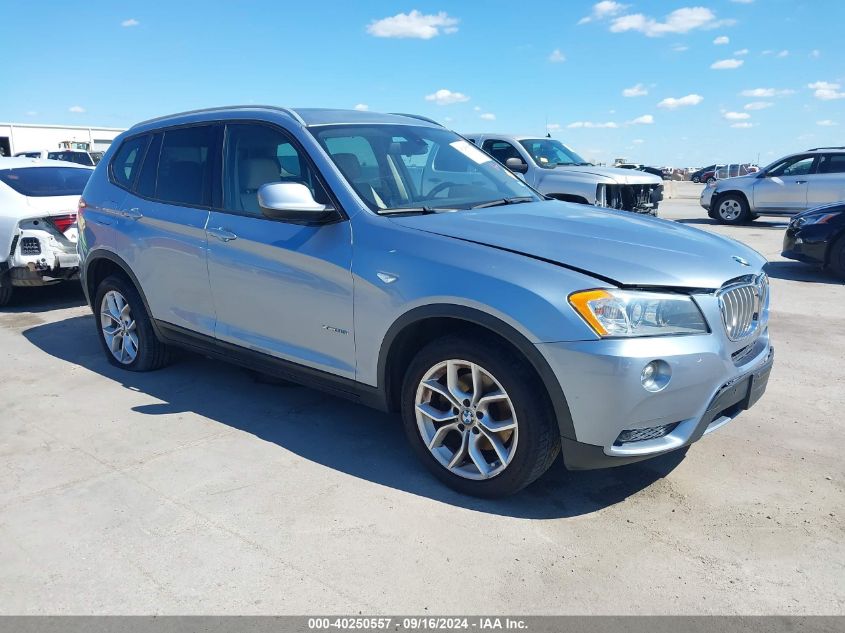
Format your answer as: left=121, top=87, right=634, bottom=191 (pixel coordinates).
left=78, top=107, right=774, bottom=497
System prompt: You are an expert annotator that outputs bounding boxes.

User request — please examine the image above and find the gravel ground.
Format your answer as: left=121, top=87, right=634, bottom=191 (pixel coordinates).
left=0, top=194, right=842, bottom=615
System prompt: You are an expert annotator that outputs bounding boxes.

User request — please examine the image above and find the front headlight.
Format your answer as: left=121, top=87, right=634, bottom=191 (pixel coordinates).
left=569, top=289, right=708, bottom=337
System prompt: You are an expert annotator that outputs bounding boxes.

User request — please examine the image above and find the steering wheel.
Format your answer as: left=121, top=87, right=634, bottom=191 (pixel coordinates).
left=426, top=181, right=460, bottom=198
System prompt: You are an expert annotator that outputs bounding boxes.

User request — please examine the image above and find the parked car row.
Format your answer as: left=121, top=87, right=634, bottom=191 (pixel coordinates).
left=50, top=105, right=774, bottom=497
left=14, top=149, right=102, bottom=166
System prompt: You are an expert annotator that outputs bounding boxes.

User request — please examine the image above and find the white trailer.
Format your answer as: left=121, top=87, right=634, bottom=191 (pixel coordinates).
left=0, top=122, right=125, bottom=157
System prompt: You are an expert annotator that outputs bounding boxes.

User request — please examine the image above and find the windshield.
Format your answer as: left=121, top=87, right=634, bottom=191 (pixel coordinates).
left=310, top=125, right=541, bottom=213
left=518, top=139, right=590, bottom=167
left=0, top=167, right=92, bottom=197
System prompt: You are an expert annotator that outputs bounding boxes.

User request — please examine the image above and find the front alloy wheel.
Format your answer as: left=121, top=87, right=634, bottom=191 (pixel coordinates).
left=716, top=194, right=751, bottom=225
left=415, top=359, right=518, bottom=480
left=100, top=290, right=139, bottom=364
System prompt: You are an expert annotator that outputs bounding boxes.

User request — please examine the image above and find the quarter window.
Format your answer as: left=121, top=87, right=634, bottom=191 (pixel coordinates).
left=222, top=123, right=330, bottom=216
left=110, top=136, right=150, bottom=190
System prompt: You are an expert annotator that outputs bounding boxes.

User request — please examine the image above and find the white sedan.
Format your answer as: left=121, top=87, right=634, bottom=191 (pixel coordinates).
left=0, top=158, right=93, bottom=306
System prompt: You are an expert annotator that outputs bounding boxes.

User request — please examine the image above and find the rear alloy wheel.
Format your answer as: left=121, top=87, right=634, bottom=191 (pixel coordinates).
left=401, top=336, right=559, bottom=497
left=95, top=275, right=172, bottom=371
left=715, top=194, right=751, bottom=225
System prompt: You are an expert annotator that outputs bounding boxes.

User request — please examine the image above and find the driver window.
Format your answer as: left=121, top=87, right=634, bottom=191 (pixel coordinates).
left=769, top=156, right=815, bottom=178
left=482, top=140, right=522, bottom=166
left=223, top=123, right=329, bottom=216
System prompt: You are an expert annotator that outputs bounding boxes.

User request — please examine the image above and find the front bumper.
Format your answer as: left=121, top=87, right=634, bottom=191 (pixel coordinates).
left=537, top=325, right=774, bottom=470
left=782, top=226, right=828, bottom=266
left=700, top=186, right=715, bottom=210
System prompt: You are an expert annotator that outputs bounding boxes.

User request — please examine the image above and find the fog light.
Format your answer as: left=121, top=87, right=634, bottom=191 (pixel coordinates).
left=641, top=360, right=671, bottom=392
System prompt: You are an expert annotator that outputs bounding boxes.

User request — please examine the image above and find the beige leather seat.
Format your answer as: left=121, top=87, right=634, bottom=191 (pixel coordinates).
left=239, top=157, right=280, bottom=213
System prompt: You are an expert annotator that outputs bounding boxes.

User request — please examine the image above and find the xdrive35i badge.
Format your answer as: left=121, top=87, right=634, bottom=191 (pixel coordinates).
left=732, top=255, right=751, bottom=266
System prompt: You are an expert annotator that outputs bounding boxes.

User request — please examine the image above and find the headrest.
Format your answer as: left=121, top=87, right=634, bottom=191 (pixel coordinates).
left=332, top=152, right=362, bottom=180
left=241, top=158, right=280, bottom=191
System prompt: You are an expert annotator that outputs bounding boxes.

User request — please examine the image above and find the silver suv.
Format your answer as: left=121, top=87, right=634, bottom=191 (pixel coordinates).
left=78, top=107, right=773, bottom=497
left=464, top=134, right=663, bottom=215
left=702, top=147, right=845, bottom=224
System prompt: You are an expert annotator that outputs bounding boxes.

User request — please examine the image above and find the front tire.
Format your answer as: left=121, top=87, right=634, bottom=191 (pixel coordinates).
left=714, top=194, right=751, bottom=225
left=94, top=275, right=172, bottom=371
left=692, top=176, right=701, bottom=184
left=400, top=335, right=560, bottom=497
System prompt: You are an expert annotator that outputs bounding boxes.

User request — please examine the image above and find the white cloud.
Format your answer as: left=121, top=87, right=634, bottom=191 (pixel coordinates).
left=121, top=18, right=139, bottom=27
left=424, top=88, right=470, bottom=105
left=367, top=10, right=458, bottom=39
left=25, top=110, right=37, bottom=116
left=808, top=81, right=845, bottom=100
left=632, top=139, right=645, bottom=144
left=713, top=35, right=729, bottom=45
left=776, top=49, right=789, bottom=58
left=734, top=48, right=749, bottom=56
left=810, top=49, right=821, bottom=58
left=629, top=114, right=654, bottom=124
left=724, top=111, right=750, bottom=120
left=578, top=1, right=628, bottom=24
left=711, top=58, right=744, bottom=69
left=480, top=112, right=496, bottom=121
left=473, top=106, right=481, bottom=111
left=731, top=122, right=754, bottom=128
left=622, top=83, right=648, bottom=97
left=730, top=0, right=754, bottom=3
left=740, top=87, right=794, bottom=97
left=546, top=123, right=562, bottom=132
left=567, top=121, right=619, bottom=129
left=68, top=105, right=85, bottom=113
left=817, top=120, right=838, bottom=127
left=657, top=94, right=703, bottom=109
left=744, top=101, right=773, bottom=110
left=548, top=49, right=566, bottom=63
left=610, top=7, right=732, bottom=38
left=672, top=44, right=690, bottom=52
left=353, top=103, right=369, bottom=111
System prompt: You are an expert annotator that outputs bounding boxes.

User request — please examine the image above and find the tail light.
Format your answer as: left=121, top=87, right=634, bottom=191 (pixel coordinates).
left=50, top=213, right=78, bottom=234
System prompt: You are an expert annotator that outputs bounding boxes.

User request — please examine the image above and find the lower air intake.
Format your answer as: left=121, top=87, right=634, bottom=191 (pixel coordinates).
left=614, top=422, right=679, bottom=445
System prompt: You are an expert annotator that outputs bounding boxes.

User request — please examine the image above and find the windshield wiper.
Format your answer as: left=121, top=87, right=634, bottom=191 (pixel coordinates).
left=378, top=206, right=439, bottom=216
left=470, top=197, right=535, bottom=210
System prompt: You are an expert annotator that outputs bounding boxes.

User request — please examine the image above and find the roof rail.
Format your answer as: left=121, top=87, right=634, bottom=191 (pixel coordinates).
left=389, top=113, right=443, bottom=127
left=806, top=146, right=845, bottom=151
left=133, top=105, right=304, bottom=128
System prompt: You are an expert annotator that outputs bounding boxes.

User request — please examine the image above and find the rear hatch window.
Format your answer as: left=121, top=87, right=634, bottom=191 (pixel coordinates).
left=0, top=167, right=92, bottom=197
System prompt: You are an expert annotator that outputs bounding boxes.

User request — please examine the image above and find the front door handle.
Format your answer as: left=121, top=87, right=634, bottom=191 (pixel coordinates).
left=208, top=227, right=238, bottom=242
left=120, top=208, right=143, bottom=220
left=794, top=180, right=807, bottom=184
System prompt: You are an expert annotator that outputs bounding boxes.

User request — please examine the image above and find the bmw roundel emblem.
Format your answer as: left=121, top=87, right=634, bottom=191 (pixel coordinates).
left=732, top=255, right=751, bottom=266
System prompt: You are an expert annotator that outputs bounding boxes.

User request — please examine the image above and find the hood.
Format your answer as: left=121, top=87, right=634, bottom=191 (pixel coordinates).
left=390, top=201, right=766, bottom=288
left=715, top=173, right=756, bottom=189
left=550, top=165, right=662, bottom=185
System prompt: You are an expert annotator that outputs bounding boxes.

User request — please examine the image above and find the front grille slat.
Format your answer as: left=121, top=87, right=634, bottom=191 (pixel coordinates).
left=719, top=274, right=768, bottom=341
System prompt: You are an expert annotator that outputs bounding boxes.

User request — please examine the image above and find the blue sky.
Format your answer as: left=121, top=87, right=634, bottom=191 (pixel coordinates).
left=2, top=0, right=843, bottom=166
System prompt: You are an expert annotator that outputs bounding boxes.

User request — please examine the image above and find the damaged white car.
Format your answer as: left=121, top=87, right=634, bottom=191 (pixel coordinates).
left=0, top=158, right=92, bottom=306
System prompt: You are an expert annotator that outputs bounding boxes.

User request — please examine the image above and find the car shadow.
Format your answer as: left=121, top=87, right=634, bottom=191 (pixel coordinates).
left=675, top=218, right=789, bottom=230
left=0, top=282, right=87, bottom=313
left=765, top=260, right=844, bottom=285
left=22, top=314, right=687, bottom=519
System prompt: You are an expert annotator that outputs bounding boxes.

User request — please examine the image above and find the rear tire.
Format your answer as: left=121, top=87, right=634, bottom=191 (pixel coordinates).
left=400, top=334, right=560, bottom=497
left=692, top=176, right=701, bottom=184
left=714, top=193, right=751, bottom=225
left=0, top=285, right=12, bottom=307
left=829, top=235, right=845, bottom=279
left=94, top=275, right=172, bottom=371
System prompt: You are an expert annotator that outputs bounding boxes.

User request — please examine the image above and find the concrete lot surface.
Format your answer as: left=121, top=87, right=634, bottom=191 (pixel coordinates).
left=1, top=198, right=843, bottom=614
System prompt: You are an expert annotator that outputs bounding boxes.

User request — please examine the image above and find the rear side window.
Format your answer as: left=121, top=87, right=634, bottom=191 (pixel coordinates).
left=153, top=126, right=216, bottom=206
left=818, top=154, right=845, bottom=175
left=0, top=167, right=92, bottom=197
left=110, top=135, right=150, bottom=190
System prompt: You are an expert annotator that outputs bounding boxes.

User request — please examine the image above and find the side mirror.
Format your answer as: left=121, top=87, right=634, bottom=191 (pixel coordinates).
left=257, top=182, right=339, bottom=225
left=505, top=157, right=529, bottom=174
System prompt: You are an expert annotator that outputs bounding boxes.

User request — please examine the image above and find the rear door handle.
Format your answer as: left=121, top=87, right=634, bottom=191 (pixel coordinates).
left=121, top=208, right=143, bottom=220
left=208, top=227, right=238, bottom=242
